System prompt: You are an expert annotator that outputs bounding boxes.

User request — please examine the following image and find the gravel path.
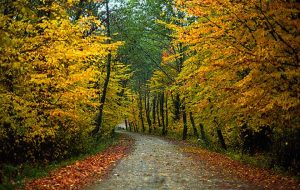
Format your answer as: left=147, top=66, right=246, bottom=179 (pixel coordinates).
left=85, top=131, right=260, bottom=190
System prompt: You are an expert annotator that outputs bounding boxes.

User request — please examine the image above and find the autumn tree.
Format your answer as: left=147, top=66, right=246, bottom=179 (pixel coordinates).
left=0, top=0, right=128, bottom=162
left=173, top=0, right=300, bottom=168
left=122, top=0, right=299, bottom=172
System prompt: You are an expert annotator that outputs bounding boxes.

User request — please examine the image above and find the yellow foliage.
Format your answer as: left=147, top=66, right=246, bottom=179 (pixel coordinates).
left=169, top=0, right=300, bottom=131
left=0, top=0, right=124, bottom=161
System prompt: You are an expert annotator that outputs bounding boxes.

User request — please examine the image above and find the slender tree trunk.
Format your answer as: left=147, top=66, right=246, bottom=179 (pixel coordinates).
left=165, top=93, right=168, bottom=135
left=129, top=121, right=132, bottom=132
left=138, top=92, right=145, bottom=132
left=136, top=122, right=139, bottom=132
left=144, top=92, right=147, bottom=115
left=217, top=129, right=227, bottom=150
left=189, top=112, right=199, bottom=138
left=160, top=92, right=166, bottom=136
left=145, top=92, right=152, bottom=133
left=182, top=105, right=188, bottom=140
left=173, top=94, right=181, bottom=121
left=134, top=122, right=137, bottom=132
left=93, top=0, right=111, bottom=136
left=214, top=118, right=227, bottom=150
left=156, top=94, right=161, bottom=129
left=132, top=99, right=138, bottom=132
left=199, top=123, right=208, bottom=145
left=152, top=96, right=156, bottom=125
left=125, top=119, right=128, bottom=130
left=132, top=121, right=137, bottom=132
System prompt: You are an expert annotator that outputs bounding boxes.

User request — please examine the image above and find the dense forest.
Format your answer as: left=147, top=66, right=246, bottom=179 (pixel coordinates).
left=0, top=0, right=299, bottom=184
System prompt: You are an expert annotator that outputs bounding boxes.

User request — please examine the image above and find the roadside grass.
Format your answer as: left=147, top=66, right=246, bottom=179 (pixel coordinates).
left=147, top=128, right=299, bottom=178
left=225, top=150, right=300, bottom=180
left=0, top=134, right=120, bottom=190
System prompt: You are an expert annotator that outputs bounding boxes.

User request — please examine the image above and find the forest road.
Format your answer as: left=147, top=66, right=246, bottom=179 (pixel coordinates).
left=85, top=131, right=260, bottom=190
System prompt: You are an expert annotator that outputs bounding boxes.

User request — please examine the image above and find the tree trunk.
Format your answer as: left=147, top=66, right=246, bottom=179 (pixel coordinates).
left=217, top=129, right=227, bottom=150
left=189, top=112, right=199, bottom=138
left=133, top=121, right=138, bottom=132
left=160, top=92, right=166, bottom=136
left=93, top=0, right=111, bottom=136
left=165, top=93, right=168, bottom=135
left=152, top=96, right=156, bottom=125
left=129, top=121, right=132, bottom=131
left=156, top=94, right=161, bottom=129
left=138, top=92, right=145, bottom=132
left=182, top=105, right=188, bottom=140
left=145, top=92, right=152, bottom=133
left=199, top=123, right=208, bottom=145
left=125, top=119, right=128, bottom=130
left=214, top=118, right=227, bottom=150
left=173, top=94, right=181, bottom=121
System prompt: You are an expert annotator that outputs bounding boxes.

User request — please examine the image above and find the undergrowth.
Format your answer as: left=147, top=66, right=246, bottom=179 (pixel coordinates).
left=0, top=134, right=120, bottom=190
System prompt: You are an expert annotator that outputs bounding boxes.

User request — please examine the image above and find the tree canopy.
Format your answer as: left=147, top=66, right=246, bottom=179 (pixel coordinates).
left=0, top=0, right=299, bottom=174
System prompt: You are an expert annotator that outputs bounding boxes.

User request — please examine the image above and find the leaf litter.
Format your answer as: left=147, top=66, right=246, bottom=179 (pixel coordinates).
left=23, top=136, right=134, bottom=190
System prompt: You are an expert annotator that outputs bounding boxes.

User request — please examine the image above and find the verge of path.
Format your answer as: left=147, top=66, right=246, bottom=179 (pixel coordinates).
left=86, top=131, right=260, bottom=190
left=23, top=135, right=134, bottom=190
left=180, top=145, right=300, bottom=190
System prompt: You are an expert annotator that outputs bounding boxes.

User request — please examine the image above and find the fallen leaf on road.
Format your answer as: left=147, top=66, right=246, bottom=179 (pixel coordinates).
left=181, top=146, right=300, bottom=190
left=23, top=136, right=134, bottom=190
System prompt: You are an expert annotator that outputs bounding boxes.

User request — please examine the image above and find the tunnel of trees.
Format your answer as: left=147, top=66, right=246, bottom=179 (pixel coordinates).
left=0, top=0, right=299, bottom=177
